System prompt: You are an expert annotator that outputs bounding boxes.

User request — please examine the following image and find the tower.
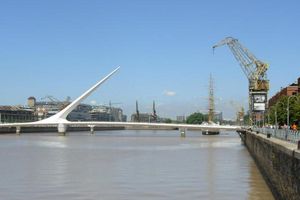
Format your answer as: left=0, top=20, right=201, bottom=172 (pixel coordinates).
left=27, top=96, right=36, bottom=108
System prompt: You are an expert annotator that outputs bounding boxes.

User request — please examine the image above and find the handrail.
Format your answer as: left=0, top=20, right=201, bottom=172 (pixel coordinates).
left=253, top=127, right=300, bottom=144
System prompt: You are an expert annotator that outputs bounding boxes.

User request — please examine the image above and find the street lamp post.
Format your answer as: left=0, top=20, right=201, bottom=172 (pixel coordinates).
left=275, top=108, right=278, bottom=129
left=287, top=95, right=299, bottom=128
left=275, top=101, right=285, bottom=130
left=262, top=111, right=265, bottom=127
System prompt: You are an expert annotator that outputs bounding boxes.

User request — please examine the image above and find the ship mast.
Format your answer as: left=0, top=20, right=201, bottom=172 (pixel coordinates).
left=208, top=74, right=215, bottom=122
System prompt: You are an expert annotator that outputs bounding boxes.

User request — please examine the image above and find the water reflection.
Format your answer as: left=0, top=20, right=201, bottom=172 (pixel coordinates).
left=0, top=130, right=274, bottom=200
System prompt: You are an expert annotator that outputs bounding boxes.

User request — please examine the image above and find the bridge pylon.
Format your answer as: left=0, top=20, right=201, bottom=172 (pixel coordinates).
left=180, top=128, right=186, bottom=137
left=16, top=126, right=21, bottom=135
left=88, top=125, right=96, bottom=135
left=58, top=123, right=67, bottom=136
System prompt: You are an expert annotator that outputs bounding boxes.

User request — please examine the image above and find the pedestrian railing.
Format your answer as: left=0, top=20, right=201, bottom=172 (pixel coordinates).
left=253, top=127, right=300, bottom=144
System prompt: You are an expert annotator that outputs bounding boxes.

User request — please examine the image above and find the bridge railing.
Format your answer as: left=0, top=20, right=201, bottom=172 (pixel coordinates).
left=253, top=127, right=300, bottom=144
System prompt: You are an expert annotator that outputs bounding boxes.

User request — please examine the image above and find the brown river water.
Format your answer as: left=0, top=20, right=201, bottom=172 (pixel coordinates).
left=0, top=130, right=274, bottom=200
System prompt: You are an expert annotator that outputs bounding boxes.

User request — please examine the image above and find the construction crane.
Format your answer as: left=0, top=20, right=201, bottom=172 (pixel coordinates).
left=41, top=95, right=71, bottom=110
left=213, top=37, right=269, bottom=125
left=136, top=100, right=140, bottom=122
left=108, top=101, right=122, bottom=108
left=237, top=107, right=245, bottom=125
left=152, top=101, right=158, bottom=122
left=41, top=95, right=61, bottom=103
left=229, top=100, right=245, bottom=125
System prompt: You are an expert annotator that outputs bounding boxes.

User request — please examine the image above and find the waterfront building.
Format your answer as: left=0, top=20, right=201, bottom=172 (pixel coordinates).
left=1, top=96, right=127, bottom=123
left=131, top=113, right=158, bottom=123
left=0, top=106, right=35, bottom=123
left=34, top=101, right=65, bottom=120
left=176, top=115, right=186, bottom=123
left=90, top=106, right=127, bottom=122
left=27, top=96, right=70, bottom=120
left=110, top=107, right=125, bottom=122
left=131, top=113, right=139, bottom=122
left=26, top=96, right=90, bottom=121
left=27, top=96, right=36, bottom=108
left=122, top=115, right=127, bottom=122
left=89, top=105, right=127, bottom=122
left=268, top=77, right=300, bottom=107
left=131, top=101, right=159, bottom=123
left=90, top=106, right=110, bottom=121
left=90, top=111, right=110, bottom=121
left=67, top=104, right=92, bottom=121
left=214, top=112, right=223, bottom=123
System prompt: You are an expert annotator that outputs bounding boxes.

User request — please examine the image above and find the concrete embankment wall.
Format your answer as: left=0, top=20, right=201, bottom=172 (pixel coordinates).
left=239, top=130, right=300, bottom=200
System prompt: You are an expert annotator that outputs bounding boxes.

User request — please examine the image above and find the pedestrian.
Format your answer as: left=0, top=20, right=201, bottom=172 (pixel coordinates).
left=292, top=123, right=297, bottom=131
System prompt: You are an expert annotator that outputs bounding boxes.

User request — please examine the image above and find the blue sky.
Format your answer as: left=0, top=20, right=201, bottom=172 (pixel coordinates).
left=1, top=0, right=300, bottom=119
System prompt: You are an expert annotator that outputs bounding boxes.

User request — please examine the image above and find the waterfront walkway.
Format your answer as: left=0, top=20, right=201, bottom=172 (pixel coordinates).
left=252, top=127, right=300, bottom=144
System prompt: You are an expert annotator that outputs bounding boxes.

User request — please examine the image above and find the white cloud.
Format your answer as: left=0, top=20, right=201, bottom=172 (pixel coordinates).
left=164, top=91, right=176, bottom=96
left=90, top=100, right=97, bottom=105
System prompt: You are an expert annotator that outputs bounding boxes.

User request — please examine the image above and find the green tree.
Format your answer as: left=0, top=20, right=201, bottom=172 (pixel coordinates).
left=243, top=111, right=250, bottom=126
left=164, top=118, right=172, bottom=123
left=268, top=96, right=287, bottom=125
left=288, top=95, right=300, bottom=124
left=268, top=94, right=300, bottom=126
left=186, top=112, right=205, bottom=124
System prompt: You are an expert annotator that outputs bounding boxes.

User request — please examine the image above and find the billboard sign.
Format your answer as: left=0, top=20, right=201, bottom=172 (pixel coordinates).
left=252, top=92, right=267, bottom=111
left=253, top=103, right=265, bottom=111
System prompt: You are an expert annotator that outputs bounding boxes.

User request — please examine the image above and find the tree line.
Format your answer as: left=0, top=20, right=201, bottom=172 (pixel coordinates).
left=267, top=94, right=300, bottom=126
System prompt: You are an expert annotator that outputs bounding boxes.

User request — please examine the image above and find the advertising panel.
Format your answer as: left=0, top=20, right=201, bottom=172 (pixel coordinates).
left=253, top=103, right=265, bottom=111
left=253, top=94, right=266, bottom=103
left=252, top=92, right=267, bottom=112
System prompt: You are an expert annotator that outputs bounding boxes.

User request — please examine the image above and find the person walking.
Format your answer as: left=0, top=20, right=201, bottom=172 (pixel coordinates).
left=291, top=123, right=297, bottom=131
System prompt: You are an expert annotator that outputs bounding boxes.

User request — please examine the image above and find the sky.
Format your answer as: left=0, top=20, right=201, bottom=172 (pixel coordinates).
left=1, top=0, right=300, bottom=119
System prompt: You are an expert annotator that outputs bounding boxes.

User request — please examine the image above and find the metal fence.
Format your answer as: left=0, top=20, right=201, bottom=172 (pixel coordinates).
left=253, top=127, right=300, bottom=144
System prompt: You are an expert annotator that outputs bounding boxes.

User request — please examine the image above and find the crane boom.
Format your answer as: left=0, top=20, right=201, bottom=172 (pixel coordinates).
left=41, top=95, right=61, bottom=103
left=213, top=37, right=269, bottom=91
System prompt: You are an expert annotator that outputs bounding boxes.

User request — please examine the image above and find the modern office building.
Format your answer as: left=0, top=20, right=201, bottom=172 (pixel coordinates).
left=89, top=105, right=127, bottom=122
left=67, top=104, right=92, bottom=121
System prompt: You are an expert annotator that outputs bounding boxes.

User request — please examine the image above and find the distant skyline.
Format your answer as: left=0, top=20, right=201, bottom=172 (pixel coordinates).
left=1, top=0, right=300, bottom=119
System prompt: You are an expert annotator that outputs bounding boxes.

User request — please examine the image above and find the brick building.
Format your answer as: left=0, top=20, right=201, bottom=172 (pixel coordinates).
left=268, top=77, right=300, bottom=107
